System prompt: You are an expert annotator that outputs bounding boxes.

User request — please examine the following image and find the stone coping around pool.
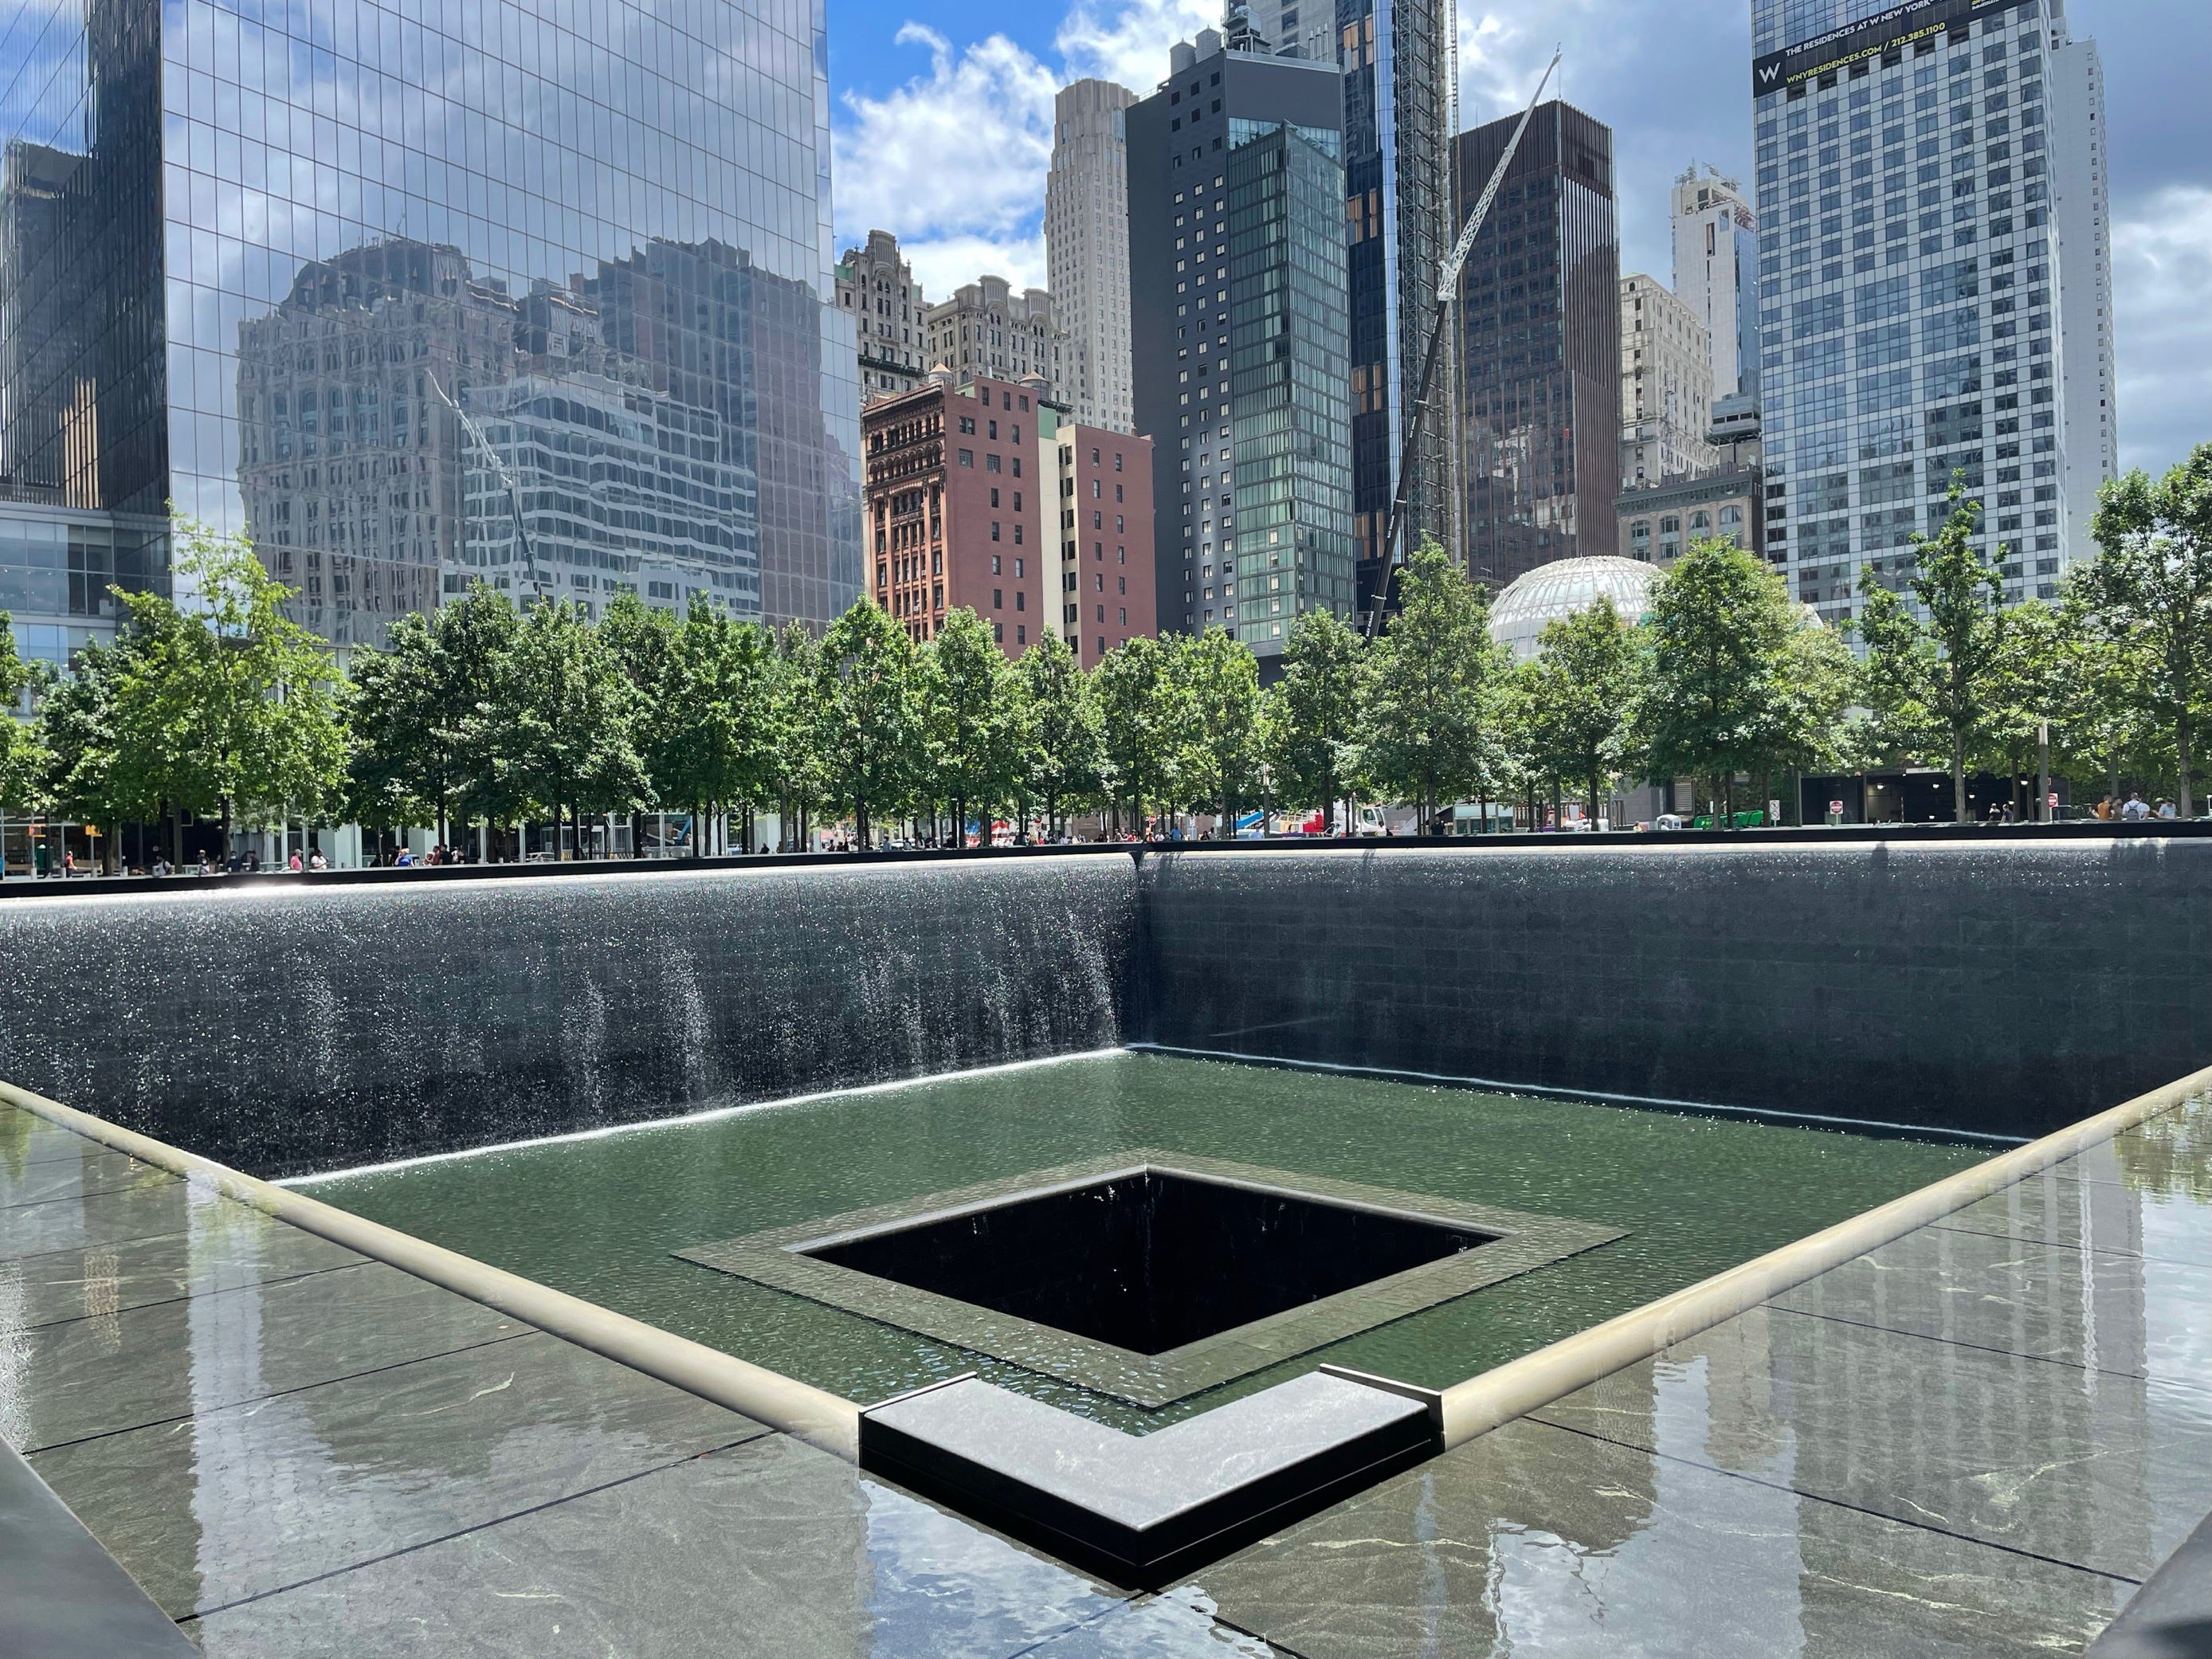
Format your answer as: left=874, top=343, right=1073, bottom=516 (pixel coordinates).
left=6, top=1063, right=2207, bottom=1598
left=6, top=818, right=2210, bottom=902
left=857, top=1368, right=1442, bottom=1588
left=674, top=1151, right=1624, bottom=1407
left=0, top=1433, right=196, bottom=1657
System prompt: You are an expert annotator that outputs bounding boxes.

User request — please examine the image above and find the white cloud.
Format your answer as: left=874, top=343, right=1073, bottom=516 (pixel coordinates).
left=1057, top=0, right=1214, bottom=90
left=2112, top=185, right=2212, bottom=477
left=829, top=0, right=1218, bottom=304
left=830, top=22, right=1057, bottom=283
left=900, top=231, right=1050, bottom=297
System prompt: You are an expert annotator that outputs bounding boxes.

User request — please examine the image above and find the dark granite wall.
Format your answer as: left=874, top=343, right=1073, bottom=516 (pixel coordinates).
left=1135, top=840, right=2212, bottom=1139
left=0, top=858, right=1135, bottom=1175
left=5, top=836, right=2208, bottom=1172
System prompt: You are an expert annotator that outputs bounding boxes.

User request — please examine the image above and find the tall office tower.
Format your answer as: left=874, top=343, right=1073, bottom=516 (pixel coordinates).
left=1672, top=165, right=1761, bottom=410
left=1048, top=81, right=1139, bottom=432
left=2046, top=29, right=2116, bottom=556
left=837, top=231, right=931, bottom=406
left=1620, top=273, right=1720, bottom=488
left=1127, top=33, right=1355, bottom=658
left=924, top=278, right=1070, bottom=404
left=1752, top=0, right=2114, bottom=626
left=1237, top=0, right=1453, bottom=618
left=1453, top=103, right=1622, bottom=588
left=0, top=0, right=861, bottom=654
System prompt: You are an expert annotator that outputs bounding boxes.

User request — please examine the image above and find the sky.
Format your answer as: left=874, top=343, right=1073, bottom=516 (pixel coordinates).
left=824, top=0, right=2212, bottom=478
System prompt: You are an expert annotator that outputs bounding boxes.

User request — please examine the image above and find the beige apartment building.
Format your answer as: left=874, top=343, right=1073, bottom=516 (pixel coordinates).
left=1619, top=274, right=1719, bottom=490
left=836, top=230, right=929, bottom=406
left=925, top=277, right=1069, bottom=406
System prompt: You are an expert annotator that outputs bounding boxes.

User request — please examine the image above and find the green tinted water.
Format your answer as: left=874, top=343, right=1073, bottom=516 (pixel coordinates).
left=310, top=1053, right=1986, bottom=1428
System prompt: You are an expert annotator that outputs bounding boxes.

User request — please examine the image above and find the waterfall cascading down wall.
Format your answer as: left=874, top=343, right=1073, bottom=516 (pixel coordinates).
left=4, top=836, right=2210, bottom=1175
left=0, top=859, right=1136, bottom=1176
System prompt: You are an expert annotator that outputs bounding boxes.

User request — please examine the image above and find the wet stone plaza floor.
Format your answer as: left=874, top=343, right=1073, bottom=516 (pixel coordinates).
left=3, top=1063, right=2209, bottom=1655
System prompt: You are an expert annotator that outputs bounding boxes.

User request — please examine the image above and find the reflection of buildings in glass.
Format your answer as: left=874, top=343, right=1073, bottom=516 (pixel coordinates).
left=583, top=239, right=848, bottom=627
left=461, top=366, right=757, bottom=618
left=235, top=241, right=517, bottom=645
left=1, top=0, right=168, bottom=658
left=1454, top=102, right=1622, bottom=591
left=3, top=0, right=857, bottom=660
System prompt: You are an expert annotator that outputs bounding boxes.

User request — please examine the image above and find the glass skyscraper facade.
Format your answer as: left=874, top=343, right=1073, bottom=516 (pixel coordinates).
left=1453, top=100, right=1621, bottom=590
left=1751, top=0, right=2112, bottom=626
left=1246, top=0, right=1452, bottom=622
left=2, top=0, right=860, bottom=657
left=1127, top=37, right=1354, bottom=658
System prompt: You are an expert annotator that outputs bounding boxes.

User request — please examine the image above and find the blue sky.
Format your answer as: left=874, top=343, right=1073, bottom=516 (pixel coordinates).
left=825, top=0, right=2211, bottom=477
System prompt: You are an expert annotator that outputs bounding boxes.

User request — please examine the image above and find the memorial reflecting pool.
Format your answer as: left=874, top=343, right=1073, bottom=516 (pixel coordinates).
left=305, top=1053, right=1986, bottom=1426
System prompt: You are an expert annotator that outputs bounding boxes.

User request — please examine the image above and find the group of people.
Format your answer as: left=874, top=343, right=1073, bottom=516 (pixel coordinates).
left=2093, top=793, right=2179, bottom=822
left=139, top=847, right=330, bottom=877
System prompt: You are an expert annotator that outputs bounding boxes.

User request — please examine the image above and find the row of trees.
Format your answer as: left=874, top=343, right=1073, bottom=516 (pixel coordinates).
left=2, top=444, right=2207, bottom=860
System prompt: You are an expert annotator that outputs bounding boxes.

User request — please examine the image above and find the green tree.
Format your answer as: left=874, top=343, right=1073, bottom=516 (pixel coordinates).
left=815, top=598, right=920, bottom=845
left=1524, top=598, right=1644, bottom=825
left=507, top=598, right=649, bottom=855
left=2050, top=588, right=2160, bottom=807
left=1364, top=541, right=1504, bottom=831
left=767, top=621, right=827, bottom=849
left=1012, top=631, right=1099, bottom=838
left=346, top=584, right=518, bottom=845
left=1265, top=607, right=1366, bottom=830
left=0, top=615, right=52, bottom=818
left=920, top=608, right=1016, bottom=846
left=106, top=518, right=347, bottom=855
left=1857, top=488, right=2010, bottom=822
left=1175, top=626, right=1264, bottom=834
left=598, top=590, right=680, bottom=849
left=1766, top=609, right=1862, bottom=822
left=2073, top=444, right=2212, bottom=816
left=1641, top=536, right=1799, bottom=823
left=1092, top=633, right=1184, bottom=835
left=653, top=599, right=775, bottom=857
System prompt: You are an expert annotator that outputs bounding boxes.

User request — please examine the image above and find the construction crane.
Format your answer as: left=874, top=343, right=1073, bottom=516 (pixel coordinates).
left=1365, top=48, right=1561, bottom=639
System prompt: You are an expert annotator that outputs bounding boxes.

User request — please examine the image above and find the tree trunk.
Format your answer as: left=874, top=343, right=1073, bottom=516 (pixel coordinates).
left=2178, top=708, right=2195, bottom=818
left=1952, top=739, right=1968, bottom=824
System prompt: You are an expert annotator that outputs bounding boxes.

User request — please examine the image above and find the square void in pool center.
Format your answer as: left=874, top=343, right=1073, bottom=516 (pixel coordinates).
left=677, top=1151, right=1623, bottom=1407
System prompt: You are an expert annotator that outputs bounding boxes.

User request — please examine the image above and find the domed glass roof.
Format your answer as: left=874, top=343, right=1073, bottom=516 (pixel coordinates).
left=1488, top=555, right=1657, bottom=661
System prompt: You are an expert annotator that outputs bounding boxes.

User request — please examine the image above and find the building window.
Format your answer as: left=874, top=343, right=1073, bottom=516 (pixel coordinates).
left=994, top=588, right=1003, bottom=608
left=959, top=449, right=974, bottom=467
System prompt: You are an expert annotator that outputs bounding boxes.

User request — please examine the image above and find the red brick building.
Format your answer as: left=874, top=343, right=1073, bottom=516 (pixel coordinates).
left=1054, top=424, right=1155, bottom=669
left=863, top=371, right=1049, bottom=658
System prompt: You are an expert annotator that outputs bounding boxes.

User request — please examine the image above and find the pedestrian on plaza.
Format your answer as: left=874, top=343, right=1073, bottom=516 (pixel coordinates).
left=195, top=853, right=211, bottom=877
left=2094, top=795, right=2113, bottom=820
left=61, top=849, right=74, bottom=877
left=2158, top=798, right=2178, bottom=820
left=395, top=846, right=414, bottom=866
left=2123, top=791, right=2151, bottom=822
left=288, top=849, right=303, bottom=873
